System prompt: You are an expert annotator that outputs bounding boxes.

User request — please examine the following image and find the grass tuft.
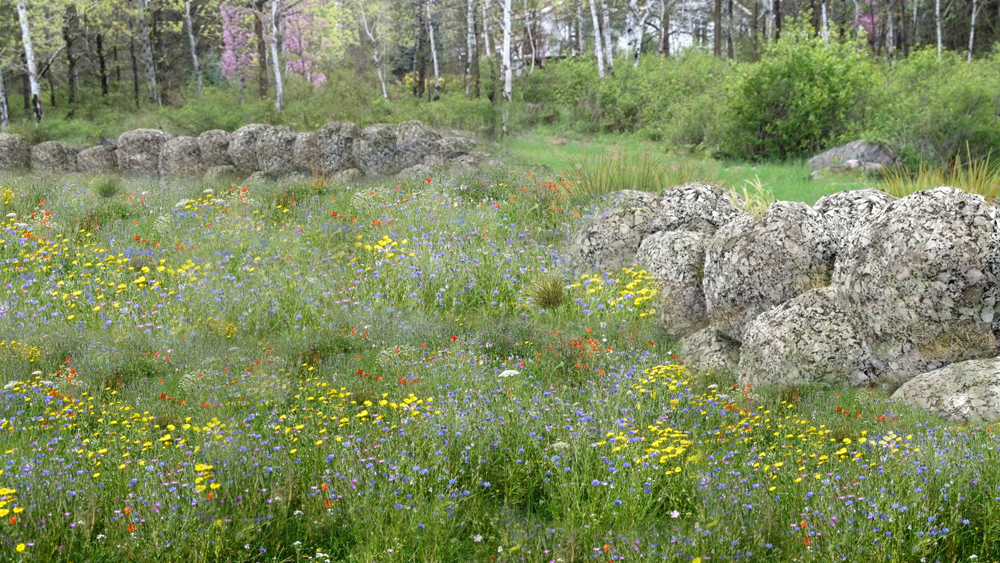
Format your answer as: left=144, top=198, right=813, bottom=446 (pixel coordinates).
left=92, top=175, right=123, bottom=199
left=726, top=175, right=774, bottom=219
left=870, top=145, right=1000, bottom=201
left=569, top=151, right=718, bottom=197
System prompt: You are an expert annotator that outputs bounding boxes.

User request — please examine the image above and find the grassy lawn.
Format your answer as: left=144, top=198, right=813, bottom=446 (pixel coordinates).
left=0, top=166, right=993, bottom=563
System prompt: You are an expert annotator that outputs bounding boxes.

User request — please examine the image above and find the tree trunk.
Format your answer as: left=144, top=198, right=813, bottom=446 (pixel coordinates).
left=575, top=0, right=583, bottom=55
left=427, top=0, right=441, bottom=101
left=185, top=0, right=203, bottom=96
left=821, top=0, right=828, bottom=43
left=501, top=0, right=512, bottom=134
left=935, top=0, right=942, bottom=59
left=255, top=0, right=268, bottom=98
left=524, top=0, right=536, bottom=73
left=0, top=68, right=8, bottom=132
left=474, top=6, right=481, bottom=97
left=600, top=0, right=613, bottom=73
left=589, top=0, right=606, bottom=77
left=727, top=0, right=734, bottom=57
left=887, top=0, right=894, bottom=58
left=138, top=0, right=159, bottom=106
left=97, top=31, right=109, bottom=96
left=659, top=0, right=669, bottom=55
left=634, top=2, right=649, bottom=65
left=130, top=31, right=140, bottom=108
left=713, top=0, right=722, bottom=56
left=270, top=0, right=283, bottom=111
left=63, top=3, right=80, bottom=105
left=968, top=0, right=978, bottom=61
left=466, top=0, right=475, bottom=96
left=17, top=2, right=42, bottom=123
left=773, top=0, right=781, bottom=39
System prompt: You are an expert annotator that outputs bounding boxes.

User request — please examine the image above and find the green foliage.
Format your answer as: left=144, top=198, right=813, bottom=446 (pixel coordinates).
left=92, top=175, right=122, bottom=199
left=724, top=20, right=879, bottom=160
left=873, top=48, right=1000, bottom=166
left=569, top=150, right=719, bottom=197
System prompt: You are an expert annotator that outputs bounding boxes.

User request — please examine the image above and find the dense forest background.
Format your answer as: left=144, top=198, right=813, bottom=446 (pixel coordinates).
left=1, top=0, right=998, bottom=164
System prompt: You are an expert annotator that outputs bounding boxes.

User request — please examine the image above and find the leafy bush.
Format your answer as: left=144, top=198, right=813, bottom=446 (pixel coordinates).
left=723, top=20, right=879, bottom=160
left=873, top=48, right=1000, bottom=166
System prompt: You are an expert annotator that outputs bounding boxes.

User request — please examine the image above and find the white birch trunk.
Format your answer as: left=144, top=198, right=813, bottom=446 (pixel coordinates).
left=968, top=0, right=978, bottom=61
left=626, top=0, right=637, bottom=63
left=633, top=1, right=650, bottom=65
left=427, top=0, right=441, bottom=100
left=887, top=2, right=894, bottom=58
left=589, top=0, right=606, bottom=77
left=0, top=66, right=8, bottom=132
left=466, top=0, right=475, bottom=96
left=502, top=0, right=512, bottom=101
left=184, top=0, right=203, bottom=96
left=270, top=0, right=283, bottom=111
left=935, top=0, right=942, bottom=59
left=359, top=7, right=388, bottom=100
left=483, top=0, right=493, bottom=58
left=524, top=0, right=536, bottom=73
left=137, top=0, right=159, bottom=106
left=17, top=2, right=42, bottom=123
left=852, top=0, right=860, bottom=32
left=601, top=0, right=613, bottom=73
left=821, top=0, right=828, bottom=43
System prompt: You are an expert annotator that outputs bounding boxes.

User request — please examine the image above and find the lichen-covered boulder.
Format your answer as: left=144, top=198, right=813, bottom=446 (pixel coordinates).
left=807, top=140, right=896, bottom=170
left=437, top=136, right=476, bottom=159
left=256, top=125, right=298, bottom=175
left=0, top=134, right=31, bottom=171
left=31, top=141, right=79, bottom=173
left=834, top=187, right=1000, bottom=344
left=891, top=357, right=1000, bottom=422
left=333, top=168, right=362, bottom=182
left=76, top=145, right=117, bottom=173
left=650, top=183, right=748, bottom=235
left=204, top=165, right=238, bottom=181
left=399, top=163, right=435, bottom=178
left=703, top=200, right=837, bottom=343
left=315, top=121, right=360, bottom=174
left=394, top=121, right=442, bottom=172
left=198, top=130, right=232, bottom=167
left=227, top=124, right=269, bottom=174
left=159, top=136, right=204, bottom=177
left=292, top=132, right=320, bottom=172
left=738, top=286, right=877, bottom=387
left=565, top=190, right=664, bottom=272
left=812, top=188, right=896, bottom=252
left=353, top=123, right=398, bottom=177
left=117, top=129, right=171, bottom=176
left=636, top=230, right=711, bottom=339
left=679, top=327, right=741, bottom=375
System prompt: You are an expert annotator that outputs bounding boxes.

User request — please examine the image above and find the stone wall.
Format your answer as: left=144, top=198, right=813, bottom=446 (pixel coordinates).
left=0, top=120, right=496, bottom=180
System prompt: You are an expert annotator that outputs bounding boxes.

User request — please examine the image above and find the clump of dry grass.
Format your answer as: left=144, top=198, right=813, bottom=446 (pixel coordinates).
left=726, top=175, right=773, bottom=220
left=871, top=145, right=1000, bottom=201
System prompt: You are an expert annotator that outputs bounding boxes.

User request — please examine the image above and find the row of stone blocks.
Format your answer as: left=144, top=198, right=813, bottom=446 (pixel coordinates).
left=0, top=120, right=488, bottom=180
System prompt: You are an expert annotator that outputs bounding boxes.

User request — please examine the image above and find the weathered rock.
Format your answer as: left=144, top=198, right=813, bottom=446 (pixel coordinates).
left=636, top=230, right=711, bottom=339
left=117, top=129, right=171, bottom=176
left=812, top=188, right=896, bottom=251
left=333, top=168, right=362, bottom=182
left=565, top=190, right=664, bottom=272
left=650, top=183, right=748, bottom=235
left=31, top=141, right=79, bottom=173
left=227, top=124, right=269, bottom=174
left=292, top=132, right=320, bottom=172
left=159, top=136, right=205, bottom=177
left=353, top=123, right=398, bottom=177
left=198, top=130, right=232, bottom=167
left=315, top=121, right=360, bottom=173
left=738, top=286, right=877, bottom=387
left=437, top=136, right=476, bottom=159
left=892, top=357, right=1000, bottom=422
left=834, top=187, right=1000, bottom=345
left=680, top=327, right=741, bottom=375
left=448, top=154, right=482, bottom=175
left=399, top=164, right=435, bottom=178
left=204, top=165, right=238, bottom=181
left=256, top=125, right=298, bottom=175
left=703, top=200, right=837, bottom=343
left=394, top=120, right=442, bottom=172
left=0, top=134, right=32, bottom=170
left=807, top=140, right=896, bottom=170
left=76, top=145, right=118, bottom=173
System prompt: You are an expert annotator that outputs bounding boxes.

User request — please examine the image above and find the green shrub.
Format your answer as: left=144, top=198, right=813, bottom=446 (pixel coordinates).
left=724, top=19, right=879, bottom=160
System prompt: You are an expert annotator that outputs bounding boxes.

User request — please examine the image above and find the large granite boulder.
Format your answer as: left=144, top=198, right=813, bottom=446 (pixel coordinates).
left=437, top=136, right=476, bottom=159
left=703, top=200, right=837, bottom=343
left=76, top=145, right=118, bottom=173
left=292, top=131, right=320, bottom=172
left=812, top=188, right=896, bottom=252
left=227, top=124, right=269, bottom=174
left=31, top=141, right=79, bottom=173
left=636, top=230, right=711, bottom=339
left=807, top=140, right=896, bottom=170
left=679, top=327, right=741, bottom=375
left=315, top=121, right=360, bottom=174
left=892, top=356, right=1000, bottom=422
left=0, top=134, right=31, bottom=170
left=738, top=286, right=877, bottom=387
left=198, top=130, right=232, bottom=167
left=565, top=190, right=664, bottom=272
left=117, top=129, right=171, bottom=176
left=650, top=183, right=748, bottom=235
left=834, top=187, right=1000, bottom=348
left=353, top=121, right=440, bottom=177
left=256, top=125, right=298, bottom=175
left=159, top=136, right=205, bottom=177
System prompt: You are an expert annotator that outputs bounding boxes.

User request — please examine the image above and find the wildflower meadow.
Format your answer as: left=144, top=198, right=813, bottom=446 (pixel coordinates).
left=0, top=169, right=996, bottom=563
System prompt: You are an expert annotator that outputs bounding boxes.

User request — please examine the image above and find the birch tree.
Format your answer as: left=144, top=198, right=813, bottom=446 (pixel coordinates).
left=137, top=0, right=159, bottom=105
left=968, top=0, right=978, bottom=61
left=269, top=0, right=283, bottom=111
left=935, top=0, right=941, bottom=59
left=501, top=0, right=512, bottom=133
left=16, top=1, right=42, bottom=122
left=465, top=0, right=475, bottom=96
left=426, top=0, right=440, bottom=101
left=588, top=0, right=605, bottom=77
left=0, top=64, right=8, bottom=131
left=184, top=0, right=203, bottom=96
left=357, top=1, right=388, bottom=99
left=600, top=0, right=613, bottom=73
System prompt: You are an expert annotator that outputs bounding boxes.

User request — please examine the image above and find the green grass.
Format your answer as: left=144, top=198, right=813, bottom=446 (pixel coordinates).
left=0, top=162, right=994, bottom=562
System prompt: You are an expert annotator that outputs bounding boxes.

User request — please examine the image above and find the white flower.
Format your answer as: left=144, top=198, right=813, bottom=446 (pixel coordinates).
left=498, top=369, right=519, bottom=378
left=203, top=189, right=214, bottom=195
left=473, top=534, right=483, bottom=543
left=550, top=441, right=570, bottom=451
